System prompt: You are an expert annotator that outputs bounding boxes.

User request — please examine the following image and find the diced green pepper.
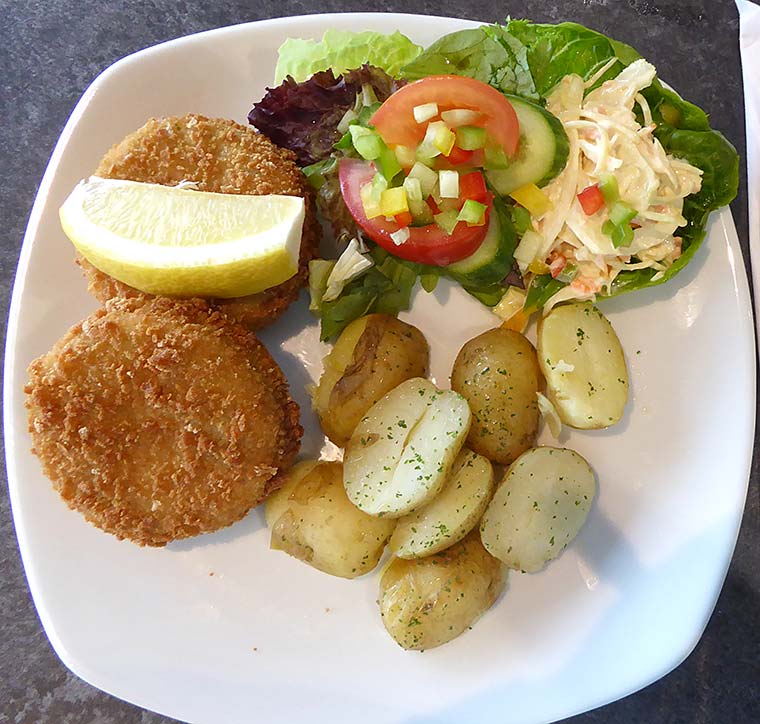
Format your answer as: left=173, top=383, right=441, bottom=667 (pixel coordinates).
left=434, top=210, right=459, bottom=235
left=457, top=199, right=487, bottom=226
left=510, top=205, right=533, bottom=234
left=349, top=125, right=383, bottom=160
left=455, top=126, right=487, bottom=151
left=608, top=200, right=637, bottom=227
left=484, top=144, right=510, bottom=170
left=408, top=197, right=434, bottom=225
left=602, top=219, right=634, bottom=248
left=378, top=145, right=402, bottom=181
left=598, top=174, right=619, bottom=204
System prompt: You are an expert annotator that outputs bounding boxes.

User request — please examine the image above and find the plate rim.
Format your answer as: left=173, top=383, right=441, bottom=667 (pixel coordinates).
left=3, top=12, right=756, bottom=724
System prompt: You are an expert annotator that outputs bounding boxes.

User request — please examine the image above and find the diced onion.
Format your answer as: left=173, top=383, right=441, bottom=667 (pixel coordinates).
left=337, top=108, right=357, bottom=134
left=390, top=227, right=411, bottom=246
left=439, top=169, right=459, bottom=199
left=394, top=145, right=417, bottom=168
left=420, top=122, right=443, bottom=158
left=403, top=176, right=423, bottom=202
left=441, top=108, right=482, bottom=127
left=408, top=162, right=438, bottom=197
left=514, top=230, right=544, bottom=273
left=413, top=102, right=439, bottom=124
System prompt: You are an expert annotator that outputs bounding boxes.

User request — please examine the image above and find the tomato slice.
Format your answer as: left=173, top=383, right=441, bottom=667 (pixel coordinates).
left=459, top=171, right=488, bottom=203
left=370, top=75, right=519, bottom=158
left=338, top=158, right=490, bottom=266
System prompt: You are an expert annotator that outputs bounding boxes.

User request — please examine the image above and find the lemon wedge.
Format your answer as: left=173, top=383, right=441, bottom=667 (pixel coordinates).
left=59, top=177, right=305, bottom=298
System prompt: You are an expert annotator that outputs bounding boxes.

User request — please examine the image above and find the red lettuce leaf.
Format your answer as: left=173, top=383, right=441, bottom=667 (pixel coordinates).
left=248, top=65, right=404, bottom=166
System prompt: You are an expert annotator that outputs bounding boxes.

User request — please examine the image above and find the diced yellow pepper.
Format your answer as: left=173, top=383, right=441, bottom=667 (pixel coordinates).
left=493, top=286, right=528, bottom=330
left=502, top=309, right=529, bottom=333
left=510, top=183, right=553, bottom=218
left=433, top=124, right=456, bottom=156
left=379, top=186, right=409, bottom=216
left=528, top=259, right=550, bottom=275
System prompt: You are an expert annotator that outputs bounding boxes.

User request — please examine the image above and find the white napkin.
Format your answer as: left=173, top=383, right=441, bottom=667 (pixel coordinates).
left=737, top=0, right=759, bottom=303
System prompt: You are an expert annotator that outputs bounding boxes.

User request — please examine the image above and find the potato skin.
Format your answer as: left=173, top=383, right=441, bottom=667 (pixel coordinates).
left=265, top=460, right=395, bottom=578
left=451, top=328, right=541, bottom=464
left=314, top=314, right=429, bottom=446
left=379, top=531, right=506, bottom=650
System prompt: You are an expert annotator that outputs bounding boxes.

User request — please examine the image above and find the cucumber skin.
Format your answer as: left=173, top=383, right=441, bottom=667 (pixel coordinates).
left=446, top=199, right=517, bottom=287
left=509, top=95, right=570, bottom=187
left=489, top=96, right=570, bottom=193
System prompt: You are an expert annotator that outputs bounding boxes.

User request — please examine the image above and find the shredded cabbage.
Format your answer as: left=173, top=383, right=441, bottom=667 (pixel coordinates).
left=322, top=238, right=373, bottom=302
left=524, top=59, right=703, bottom=310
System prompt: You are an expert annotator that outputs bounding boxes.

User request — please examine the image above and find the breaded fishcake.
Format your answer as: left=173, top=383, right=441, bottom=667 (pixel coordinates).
left=79, top=114, right=321, bottom=330
left=25, top=296, right=302, bottom=546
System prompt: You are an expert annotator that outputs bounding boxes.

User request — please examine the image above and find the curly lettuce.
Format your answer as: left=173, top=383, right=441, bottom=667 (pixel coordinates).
left=274, top=30, right=422, bottom=83
left=401, top=26, right=537, bottom=99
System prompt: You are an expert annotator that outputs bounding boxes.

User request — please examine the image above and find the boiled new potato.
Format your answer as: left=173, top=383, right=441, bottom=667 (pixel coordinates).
left=451, top=328, right=541, bottom=464
left=390, top=448, right=493, bottom=558
left=379, top=530, right=506, bottom=650
left=480, top=446, right=595, bottom=573
left=537, top=302, right=628, bottom=429
left=313, top=314, right=429, bottom=445
left=265, top=461, right=395, bottom=578
left=344, top=378, right=471, bottom=518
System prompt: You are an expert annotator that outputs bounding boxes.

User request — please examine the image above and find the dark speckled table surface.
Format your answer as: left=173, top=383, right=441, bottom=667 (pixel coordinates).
left=1, top=1, right=758, bottom=722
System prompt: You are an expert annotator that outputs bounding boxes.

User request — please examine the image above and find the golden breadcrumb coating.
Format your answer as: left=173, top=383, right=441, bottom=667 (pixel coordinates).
left=25, top=296, right=302, bottom=546
left=79, top=113, right=321, bottom=329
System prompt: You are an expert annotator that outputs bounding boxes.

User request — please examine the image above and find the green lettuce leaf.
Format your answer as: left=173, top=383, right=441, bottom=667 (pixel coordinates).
left=317, top=246, right=428, bottom=340
left=505, top=20, right=622, bottom=97
left=315, top=216, right=517, bottom=340
left=525, top=275, right=564, bottom=312
left=401, top=27, right=537, bottom=99
left=275, top=30, right=422, bottom=83
left=296, top=21, right=738, bottom=324
left=502, top=19, right=739, bottom=300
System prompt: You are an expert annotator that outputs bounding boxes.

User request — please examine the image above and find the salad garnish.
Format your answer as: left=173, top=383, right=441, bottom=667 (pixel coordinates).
left=248, top=19, right=739, bottom=339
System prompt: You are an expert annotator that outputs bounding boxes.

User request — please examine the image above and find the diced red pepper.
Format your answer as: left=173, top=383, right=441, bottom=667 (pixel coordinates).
left=394, top=211, right=413, bottom=227
left=549, top=255, right=567, bottom=278
left=426, top=197, right=441, bottom=215
left=446, top=146, right=474, bottom=165
left=577, top=184, right=605, bottom=215
left=459, top=171, right=488, bottom=203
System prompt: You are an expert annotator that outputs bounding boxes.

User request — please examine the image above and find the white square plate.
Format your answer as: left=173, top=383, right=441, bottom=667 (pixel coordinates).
left=4, top=13, right=755, bottom=724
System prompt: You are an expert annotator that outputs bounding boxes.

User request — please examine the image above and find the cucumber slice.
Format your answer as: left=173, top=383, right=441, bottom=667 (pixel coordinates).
left=487, top=96, right=569, bottom=195
left=447, top=199, right=516, bottom=287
